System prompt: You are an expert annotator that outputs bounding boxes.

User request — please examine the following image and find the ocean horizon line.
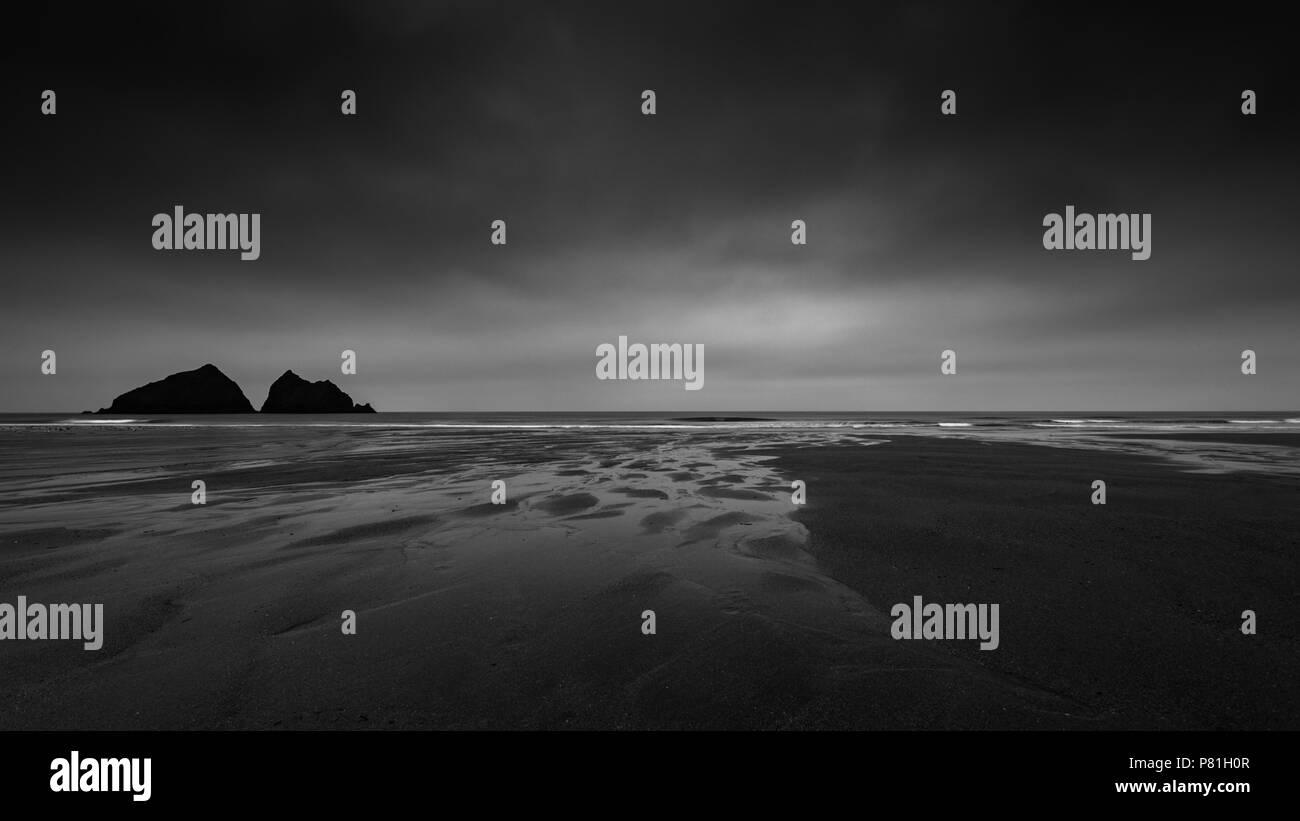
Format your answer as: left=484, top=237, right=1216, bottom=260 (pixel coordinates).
left=4, top=409, right=1299, bottom=417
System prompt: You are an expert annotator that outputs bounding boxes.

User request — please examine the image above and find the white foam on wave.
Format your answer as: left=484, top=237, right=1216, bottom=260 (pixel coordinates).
left=1049, top=419, right=1121, bottom=424
left=1033, top=422, right=1147, bottom=428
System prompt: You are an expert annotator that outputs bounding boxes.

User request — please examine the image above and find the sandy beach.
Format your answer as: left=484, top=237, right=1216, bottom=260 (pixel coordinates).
left=0, top=422, right=1296, bottom=729
left=764, top=435, right=1300, bottom=729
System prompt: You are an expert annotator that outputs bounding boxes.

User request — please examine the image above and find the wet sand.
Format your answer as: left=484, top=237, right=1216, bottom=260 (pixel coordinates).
left=761, top=434, right=1300, bottom=729
left=0, top=425, right=1296, bottom=729
left=1104, top=432, right=1300, bottom=447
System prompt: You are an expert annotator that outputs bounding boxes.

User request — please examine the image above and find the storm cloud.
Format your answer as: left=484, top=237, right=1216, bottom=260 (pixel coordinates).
left=3, top=1, right=1296, bottom=411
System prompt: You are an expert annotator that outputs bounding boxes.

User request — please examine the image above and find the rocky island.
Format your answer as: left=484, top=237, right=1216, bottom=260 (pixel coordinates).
left=94, top=364, right=255, bottom=414
left=91, top=364, right=376, bottom=414
left=260, top=370, right=376, bottom=413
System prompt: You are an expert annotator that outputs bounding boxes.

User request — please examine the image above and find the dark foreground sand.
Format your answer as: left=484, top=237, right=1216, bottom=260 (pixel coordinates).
left=760, top=435, right=1300, bottom=729
left=1, top=426, right=1296, bottom=729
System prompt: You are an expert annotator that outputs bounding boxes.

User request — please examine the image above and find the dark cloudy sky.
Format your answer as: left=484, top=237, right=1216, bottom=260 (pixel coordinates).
left=3, top=1, right=1297, bottom=412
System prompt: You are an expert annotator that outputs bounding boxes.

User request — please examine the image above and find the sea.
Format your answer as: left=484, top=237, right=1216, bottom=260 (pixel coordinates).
left=3, top=411, right=1298, bottom=477
left=2, top=410, right=1298, bottom=431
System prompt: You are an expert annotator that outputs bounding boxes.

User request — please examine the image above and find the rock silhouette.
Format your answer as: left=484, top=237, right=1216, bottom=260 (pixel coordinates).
left=95, top=364, right=256, bottom=414
left=260, top=370, right=376, bottom=413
